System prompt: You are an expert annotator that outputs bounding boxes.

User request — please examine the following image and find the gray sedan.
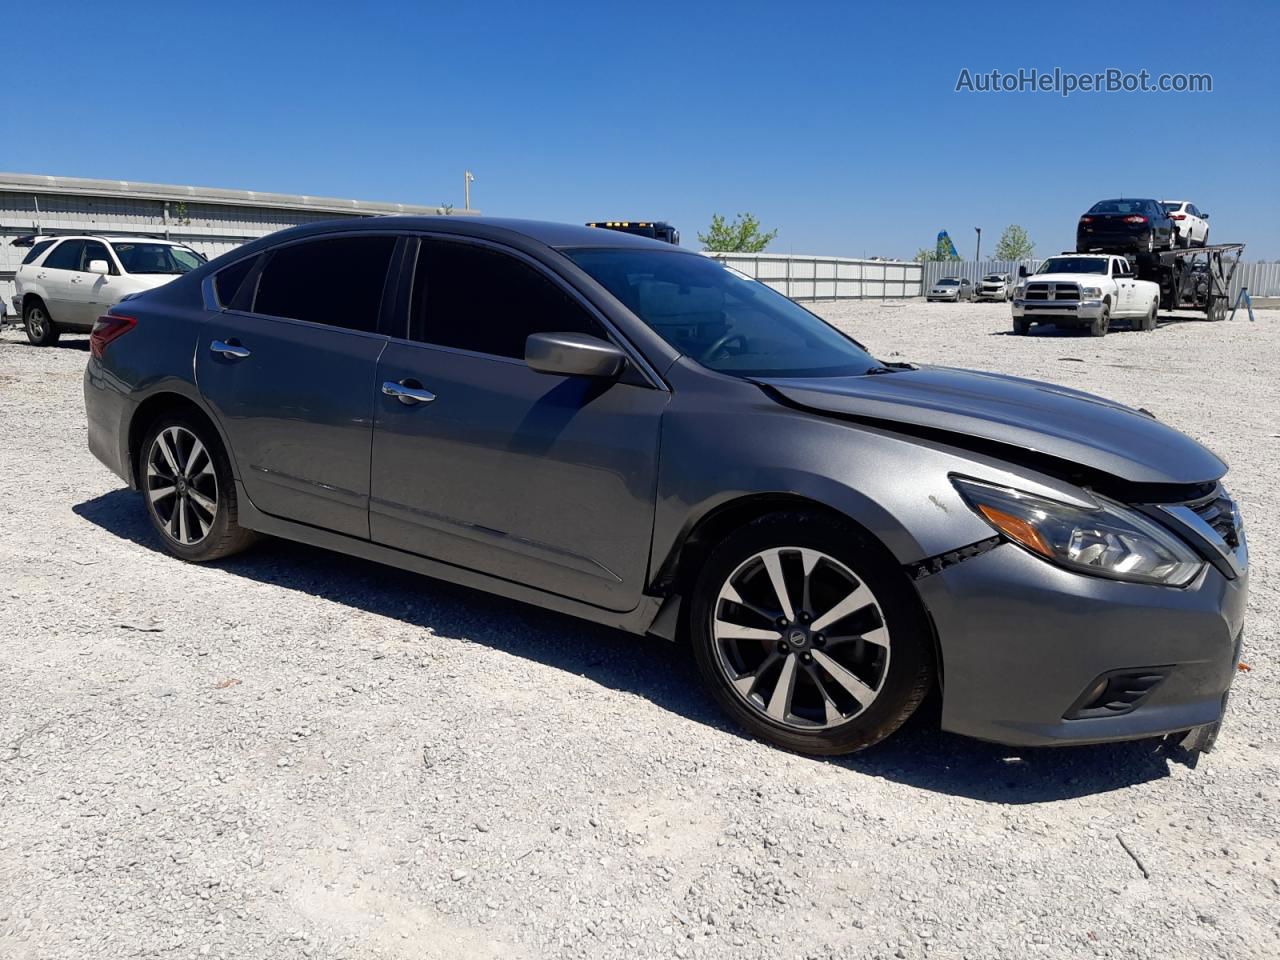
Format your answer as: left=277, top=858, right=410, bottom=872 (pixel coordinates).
left=927, top=277, right=975, bottom=301
left=83, top=218, right=1247, bottom=755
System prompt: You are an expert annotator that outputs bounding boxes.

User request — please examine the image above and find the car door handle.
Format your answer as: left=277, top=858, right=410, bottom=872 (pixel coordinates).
left=382, top=380, right=436, bottom=405
left=210, top=339, right=251, bottom=360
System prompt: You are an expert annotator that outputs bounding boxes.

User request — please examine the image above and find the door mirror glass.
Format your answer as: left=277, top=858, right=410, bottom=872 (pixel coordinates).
left=87, top=259, right=110, bottom=276
left=1017, top=265, right=1028, bottom=278
left=525, top=332, right=627, bottom=378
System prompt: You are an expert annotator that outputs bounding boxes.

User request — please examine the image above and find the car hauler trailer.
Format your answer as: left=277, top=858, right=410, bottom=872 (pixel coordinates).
left=585, top=221, right=680, bottom=244
left=1132, top=243, right=1245, bottom=322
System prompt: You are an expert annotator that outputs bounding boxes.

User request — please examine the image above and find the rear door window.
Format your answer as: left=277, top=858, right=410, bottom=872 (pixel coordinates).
left=253, top=236, right=395, bottom=333
left=42, top=239, right=85, bottom=271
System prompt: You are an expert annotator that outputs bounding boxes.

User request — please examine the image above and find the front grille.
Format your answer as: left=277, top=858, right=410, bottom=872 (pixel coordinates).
left=1191, top=493, right=1241, bottom=550
left=1024, top=282, right=1079, bottom=301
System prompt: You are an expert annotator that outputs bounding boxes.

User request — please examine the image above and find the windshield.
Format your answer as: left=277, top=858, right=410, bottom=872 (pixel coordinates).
left=111, top=242, right=205, bottom=275
left=566, top=250, right=879, bottom=378
left=982, top=275, right=1004, bottom=282
left=937, top=278, right=959, bottom=286
left=1037, top=257, right=1109, bottom=275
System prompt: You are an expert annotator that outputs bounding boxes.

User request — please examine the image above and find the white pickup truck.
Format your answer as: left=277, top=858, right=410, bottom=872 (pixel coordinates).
left=1011, top=253, right=1160, bottom=337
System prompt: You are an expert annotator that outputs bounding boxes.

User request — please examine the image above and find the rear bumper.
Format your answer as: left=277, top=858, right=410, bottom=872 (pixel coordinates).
left=1077, top=227, right=1149, bottom=252
left=84, top=359, right=137, bottom=487
left=1012, top=299, right=1106, bottom=324
left=916, top=542, right=1247, bottom=747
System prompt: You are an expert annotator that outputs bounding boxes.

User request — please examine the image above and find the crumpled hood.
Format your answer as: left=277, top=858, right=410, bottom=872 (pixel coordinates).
left=756, top=365, right=1226, bottom=485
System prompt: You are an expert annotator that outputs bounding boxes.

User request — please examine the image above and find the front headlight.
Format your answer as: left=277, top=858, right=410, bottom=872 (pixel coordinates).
left=951, top=478, right=1204, bottom=586
left=1080, top=286, right=1103, bottom=298
left=1013, top=284, right=1026, bottom=297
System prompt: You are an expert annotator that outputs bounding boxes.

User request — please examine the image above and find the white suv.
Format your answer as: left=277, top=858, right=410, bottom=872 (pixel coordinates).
left=14, top=235, right=205, bottom=346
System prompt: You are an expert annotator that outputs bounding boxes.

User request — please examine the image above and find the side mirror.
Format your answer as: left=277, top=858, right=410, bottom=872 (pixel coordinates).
left=1202, top=213, right=1209, bottom=220
left=1017, top=265, right=1028, bottom=278
left=525, top=332, right=627, bottom=379
left=87, top=259, right=110, bottom=276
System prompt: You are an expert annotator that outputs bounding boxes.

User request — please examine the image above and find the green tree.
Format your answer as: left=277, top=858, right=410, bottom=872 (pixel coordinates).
left=994, top=224, right=1035, bottom=260
left=915, top=244, right=960, bottom=263
left=698, top=212, right=778, bottom=253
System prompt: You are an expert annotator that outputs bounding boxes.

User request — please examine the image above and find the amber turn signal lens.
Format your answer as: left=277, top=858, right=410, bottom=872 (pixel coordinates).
left=977, top=504, right=1053, bottom=557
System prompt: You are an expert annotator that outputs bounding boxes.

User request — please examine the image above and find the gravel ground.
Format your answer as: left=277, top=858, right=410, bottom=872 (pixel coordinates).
left=1, top=302, right=1276, bottom=960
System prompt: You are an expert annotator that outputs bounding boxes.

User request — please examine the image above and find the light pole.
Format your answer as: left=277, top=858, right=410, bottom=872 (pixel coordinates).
left=464, top=171, right=475, bottom=211
left=974, top=227, right=982, bottom=264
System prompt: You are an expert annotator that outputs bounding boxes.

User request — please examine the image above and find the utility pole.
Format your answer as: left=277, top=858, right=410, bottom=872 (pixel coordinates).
left=464, top=171, right=475, bottom=211
left=974, top=226, right=982, bottom=264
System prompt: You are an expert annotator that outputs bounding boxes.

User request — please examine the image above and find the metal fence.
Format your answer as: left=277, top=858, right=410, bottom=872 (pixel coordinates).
left=707, top=252, right=923, bottom=300
left=922, top=258, right=1280, bottom=298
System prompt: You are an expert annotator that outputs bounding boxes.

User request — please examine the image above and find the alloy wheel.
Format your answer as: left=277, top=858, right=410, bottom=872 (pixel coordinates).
left=146, top=425, right=218, bottom=546
left=27, top=308, right=46, bottom=339
left=711, top=547, right=891, bottom=730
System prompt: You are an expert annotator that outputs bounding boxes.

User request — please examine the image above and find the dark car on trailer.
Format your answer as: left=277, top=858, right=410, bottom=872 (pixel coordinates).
left=84, top=216, right=1247, bottom=757
left=1077, top=198, right=1177, bottom=255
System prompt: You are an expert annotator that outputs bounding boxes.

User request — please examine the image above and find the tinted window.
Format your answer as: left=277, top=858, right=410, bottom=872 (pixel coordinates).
left=43, top=239, right=85, bottom=271
left=82, top=240, right=116, bottom=274
left=214, top=256, right=257, bottom=307
left=1088, top=199, right=1153, bottom=215
left=111, top=242, right=204, bottom=275
left=254, top=236, right=395, bottom=333
left=412, top=240, right=603, bottom=358
left=568, top=249, right=879, bottom=378
left=22, top=239, right=55, bottom=265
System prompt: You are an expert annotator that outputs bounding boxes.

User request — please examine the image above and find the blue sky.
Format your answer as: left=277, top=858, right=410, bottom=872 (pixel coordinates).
left=7, top=0, right=1278, bottom=258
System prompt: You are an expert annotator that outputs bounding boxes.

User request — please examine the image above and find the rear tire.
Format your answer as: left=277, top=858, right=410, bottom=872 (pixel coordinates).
left=24, top=300, right=60, bottom=346
left=140, top=414, right=257, bottom=562
left=688, top=511, right=934, bottom=756
left=1141, top=301, right=1157, bottom=332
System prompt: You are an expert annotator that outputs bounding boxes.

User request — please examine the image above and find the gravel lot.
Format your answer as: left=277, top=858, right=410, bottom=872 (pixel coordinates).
left=1, top=302, right=1276, bottom=960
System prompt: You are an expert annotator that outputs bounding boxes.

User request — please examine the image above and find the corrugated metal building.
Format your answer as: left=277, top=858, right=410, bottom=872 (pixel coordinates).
left=0, top=172, right=476, bottom=308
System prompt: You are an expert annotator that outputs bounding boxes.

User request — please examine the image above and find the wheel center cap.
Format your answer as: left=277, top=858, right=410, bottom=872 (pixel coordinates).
left=176, top=478, right=188, bottom=494
left=787, top=628, right=809, bottom=649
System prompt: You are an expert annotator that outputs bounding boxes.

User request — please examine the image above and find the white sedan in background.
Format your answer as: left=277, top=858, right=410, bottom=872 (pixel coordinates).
left=1161, top=201, right=1210, bottom=247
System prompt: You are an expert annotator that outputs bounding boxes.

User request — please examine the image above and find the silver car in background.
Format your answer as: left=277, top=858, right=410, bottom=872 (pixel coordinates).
left=927, top=277, right=974, bottom=302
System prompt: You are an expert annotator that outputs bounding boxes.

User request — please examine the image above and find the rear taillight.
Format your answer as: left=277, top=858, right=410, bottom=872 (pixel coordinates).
left=1169, top=214, right=1186, bottom=220
left=1080, top=216, right=1093, bottom=223
left=1122, top=215, right=1148, bottom=224
left=90, top=315, right=136, bottom=359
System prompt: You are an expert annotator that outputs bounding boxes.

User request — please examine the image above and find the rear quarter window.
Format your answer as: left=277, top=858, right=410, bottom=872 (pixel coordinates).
left=21, top=240, right=55, bottom=265
left=213, top=256, right=258, bottom=308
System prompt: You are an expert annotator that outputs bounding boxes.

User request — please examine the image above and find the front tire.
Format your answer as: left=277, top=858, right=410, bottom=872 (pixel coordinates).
left=689, top=511, right=934, bottom=755
left=24, top=300, right=60, bottom=346
left=1013, top=318, right=1031, bottom=335
left=1089, top=303, right=1111, bottom=337
left=140, top=415, right=257, bottom=562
